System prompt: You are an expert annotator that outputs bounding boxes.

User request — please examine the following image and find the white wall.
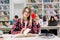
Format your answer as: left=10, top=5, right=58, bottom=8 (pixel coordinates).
left=10, top=0, right=27, bottom=19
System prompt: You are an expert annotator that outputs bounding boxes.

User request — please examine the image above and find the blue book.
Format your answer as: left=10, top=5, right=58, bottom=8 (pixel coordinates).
left=9, top=20, right=14, bottom=25
left=44, top=0, right=48, bottom=2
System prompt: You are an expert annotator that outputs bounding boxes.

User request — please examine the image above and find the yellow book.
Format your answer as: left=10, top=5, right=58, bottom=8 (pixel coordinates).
left=28, top=0, right=32, bottom=3
left=58, top=9, right=60, bottom=14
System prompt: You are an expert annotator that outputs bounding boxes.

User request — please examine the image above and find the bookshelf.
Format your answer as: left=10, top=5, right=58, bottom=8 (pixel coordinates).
left=26, top=0, right=42, bottom=18
left=0, top=0, right=10, bottom=26
left=26, top=0, right=60, bottom=20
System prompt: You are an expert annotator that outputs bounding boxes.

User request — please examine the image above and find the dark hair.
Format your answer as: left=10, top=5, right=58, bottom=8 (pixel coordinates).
left=55, top=15, right=59, bottom=19
left=14, top=15, right=18, bottom=19
left=48, top=16, right=58, bottom=26
left=22, top=7, right=31, bottom=21
left=49, top=16, right=56, bottom=22
left=43, top=16, right=46, bottom=21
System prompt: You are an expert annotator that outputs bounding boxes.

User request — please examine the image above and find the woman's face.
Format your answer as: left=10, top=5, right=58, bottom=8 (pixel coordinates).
left=51, top=18, right=54, bottom=21
left=23, top=8, right=30, bottom=18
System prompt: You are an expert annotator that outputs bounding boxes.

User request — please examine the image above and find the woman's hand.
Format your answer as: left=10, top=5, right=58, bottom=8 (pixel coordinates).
left=29, top=15, right=32, bottom=26
left=34, top=14, right=40, bottom=24
left=20, top=27, right=27, bottom=34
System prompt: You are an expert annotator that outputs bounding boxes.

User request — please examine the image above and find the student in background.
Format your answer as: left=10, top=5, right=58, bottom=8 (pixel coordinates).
left=48, top=15, right=58, bottom=26
left=48, top=15, right=58, bottom=35
left=38, top=15, right=43, bottom=27
left=13, top=15, right=18, bottom=22
left=43, top=16, right=48, bottom=26
left=11, top=7, right=40, bottom=34
left=48, top=4, right=58, bottom=26
left=9, top=15, right=18, bottom=25
left=39, top=16, right=48, bottom=27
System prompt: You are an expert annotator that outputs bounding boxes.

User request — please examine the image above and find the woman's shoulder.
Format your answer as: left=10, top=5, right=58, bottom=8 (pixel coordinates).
left=14, top=18, right=21, bottom=23
left=17, top=18, right=21, bottom=22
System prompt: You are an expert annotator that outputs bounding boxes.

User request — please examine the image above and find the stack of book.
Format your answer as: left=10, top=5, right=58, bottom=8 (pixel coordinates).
left=43, top=0, right=59, bottom=2
left=28, top=0, right=42, bottom=3
left=27, top=4, right=42, bottom=10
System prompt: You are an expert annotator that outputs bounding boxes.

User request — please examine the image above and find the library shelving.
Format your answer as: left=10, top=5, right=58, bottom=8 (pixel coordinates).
left=26, top=0, right=60, bottom=20
left=0, top=0, right=10, bottom=26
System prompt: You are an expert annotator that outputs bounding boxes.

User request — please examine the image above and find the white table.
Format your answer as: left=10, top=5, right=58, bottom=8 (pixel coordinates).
left=0, top=34, right=60, bottom=40
left=14, top=36, right=60, bottom=40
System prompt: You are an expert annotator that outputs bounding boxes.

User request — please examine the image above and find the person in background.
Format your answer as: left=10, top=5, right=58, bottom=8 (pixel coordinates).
left=47, top=4, right=58, bottom=26
left=48, top=15, right=58, bottom=35
left=39, top=15, right=48, bottom=27
left=10, top=7, right=40, bottom=34
left=46, top=4, right=59, bottom=35
left=13, top=15, right=18, bottom=22
left=48, top=15, right=58, bottom=26
left=9, top=15, right=18, bottom=25
left=42, top=16, right=48, bottom=26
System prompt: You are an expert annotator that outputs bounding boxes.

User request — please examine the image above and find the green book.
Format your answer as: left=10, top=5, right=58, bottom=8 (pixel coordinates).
left=33, top=5, right=38, bottom=9
left=5, top=0, right=9, bottom=4
left=31, top=0, right=36, bottom=3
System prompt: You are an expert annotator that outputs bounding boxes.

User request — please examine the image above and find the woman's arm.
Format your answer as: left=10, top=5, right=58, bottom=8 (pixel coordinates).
left=11, top=19, right=21, bottom=34
left=53, top=15, right=58, bottom=21
left=33, top=22, right=40, bottom=34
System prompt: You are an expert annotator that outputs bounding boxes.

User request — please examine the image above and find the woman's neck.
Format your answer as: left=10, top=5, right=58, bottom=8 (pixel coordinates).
left=23, top=18, right=28, bottom=21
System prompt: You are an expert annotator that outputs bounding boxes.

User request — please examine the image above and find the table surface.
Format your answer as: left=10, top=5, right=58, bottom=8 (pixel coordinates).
left=0, top=34, right=60, bottom=40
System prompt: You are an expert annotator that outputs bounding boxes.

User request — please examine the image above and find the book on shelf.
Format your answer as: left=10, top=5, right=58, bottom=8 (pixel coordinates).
left=0, top=12, right=4, bottom=16
left=0, top=11, right=9, bottom=17
left=0, top=18, right=3, bottom=21
left=28, top=0, right=32, bottom=3
left=31, top=0, right=36, bottom=3
left=49, top=0, right=54, bottom=2
left=54, top=0, right=59, bottom=2
left=3, top=11, right=8, bottom=15
left=3, top=6, right=8, bottom=10
left=58, top=9, right=60, bottom=14
left=28, top=0, right=42, bottom=3
left=37, top=4, right=42, bottom=9
left=3, top=16, right=9, bottom=21
left=27, top=5, right=32, bottom=8
left=45, top=9, right=57, bottom=16
left=48, top=4, right=54, bottom=8
left=33, top=5, right=38, bottom=9
left=1, top=5, right=9, bottom=11
left=44, top=3, right=59, bottom=9
left=44, top=4, right=47, bottom=8
left=27, top=4, right=42, bottom=9
left=0, top=6, right=2, bottom=10
left=35, top=0, right=42, bottom=3
left=5, top=0, right=9, bottom=4
left=43, top=0, right=49, bottom=2
left=34, top=9, right=42, bottom=14
left=54, top=3, right=59, bottom=8
left=54, top=10, right=58, bottom=13
left=39, top=0, right=42, bottom=2
left=0, top=0, right=9, bottom=4
left=43, top=0, right=54, bottom=2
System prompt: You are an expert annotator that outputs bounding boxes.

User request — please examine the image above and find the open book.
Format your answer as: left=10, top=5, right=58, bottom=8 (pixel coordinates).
left=12, top=28, right=36, bottom=38
left=23, top=28, right=31, bottom=35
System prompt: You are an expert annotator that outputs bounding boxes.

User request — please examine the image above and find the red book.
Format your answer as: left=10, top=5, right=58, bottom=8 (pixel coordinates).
left=31, top=13, right=36, bottom=19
